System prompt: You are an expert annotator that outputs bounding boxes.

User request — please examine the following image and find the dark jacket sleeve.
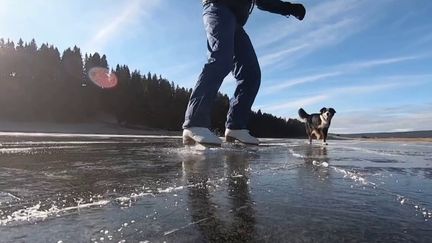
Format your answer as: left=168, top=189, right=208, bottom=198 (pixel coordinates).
left=255, top=0, right=292, bottom=16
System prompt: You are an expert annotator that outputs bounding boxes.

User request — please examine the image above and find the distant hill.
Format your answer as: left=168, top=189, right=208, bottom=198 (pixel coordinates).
left=336, top=130, right=432, bottom=139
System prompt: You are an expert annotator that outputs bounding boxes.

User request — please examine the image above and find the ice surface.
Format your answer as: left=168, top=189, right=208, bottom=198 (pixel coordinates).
left=0, top=134, right=431, bottom=242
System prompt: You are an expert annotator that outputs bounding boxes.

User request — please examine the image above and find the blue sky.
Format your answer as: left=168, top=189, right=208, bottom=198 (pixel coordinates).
left=1, top=0, right=431, bottom=133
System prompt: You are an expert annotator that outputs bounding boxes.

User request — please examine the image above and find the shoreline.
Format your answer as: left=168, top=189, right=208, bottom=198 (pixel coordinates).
left=1, top=121, right=430, bottom=142
left=356, top=137, right=432, bottom=143
left=0, top=120, right=181, bottom=137
left=330, top=134, right=432, bottom=143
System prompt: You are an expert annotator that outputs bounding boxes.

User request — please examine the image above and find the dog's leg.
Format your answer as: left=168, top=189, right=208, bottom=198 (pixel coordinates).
left=305, top=124, right=312, bottom=144
left=311, top=130, right=320, bottom=145
left=316, top=130, right=325, bottom=145
left=312, top=130, right=321, bottom=140
left=322, top=128, right=329, bottom=145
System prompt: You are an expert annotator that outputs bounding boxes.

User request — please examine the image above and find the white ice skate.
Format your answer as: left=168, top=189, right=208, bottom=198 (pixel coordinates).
left=183, top=127, right=222, bottom=147
left=225, top=129, right=259, bottom=145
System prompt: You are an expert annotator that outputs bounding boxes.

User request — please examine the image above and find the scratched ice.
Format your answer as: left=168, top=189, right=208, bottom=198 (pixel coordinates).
left=0, top=134, right=431, bottom=242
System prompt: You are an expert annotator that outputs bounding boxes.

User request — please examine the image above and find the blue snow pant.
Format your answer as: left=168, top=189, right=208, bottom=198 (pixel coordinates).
left=182, top=3, right=261, bottom=130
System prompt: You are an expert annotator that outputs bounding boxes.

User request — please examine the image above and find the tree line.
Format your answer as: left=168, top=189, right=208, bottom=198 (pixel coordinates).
left=0, top=38, right=305, bottom=138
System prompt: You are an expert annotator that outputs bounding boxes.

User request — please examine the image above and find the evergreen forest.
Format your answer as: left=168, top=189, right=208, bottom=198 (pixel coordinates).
left=0, top=38, right=305, bottom=138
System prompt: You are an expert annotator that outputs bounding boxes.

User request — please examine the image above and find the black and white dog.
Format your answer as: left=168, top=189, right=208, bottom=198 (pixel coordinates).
left=298, top=107, right=336, bottom=145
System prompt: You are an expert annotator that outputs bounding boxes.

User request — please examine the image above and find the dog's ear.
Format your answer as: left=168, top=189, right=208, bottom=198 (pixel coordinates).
left=320, top=107, right=327, bottom=114
left=329, top=108, right=336, bottom=114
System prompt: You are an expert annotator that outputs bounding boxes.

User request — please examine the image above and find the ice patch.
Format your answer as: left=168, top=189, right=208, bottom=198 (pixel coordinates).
left=0, top=200, right=110, bottom=226
left=0, top=192, right=21, bottom=203
left=3, top=141, right=122, bottom=146
left=116, top=196, right=132, bottom=203
left=158, top=186, right=184, bottom=193
left=0, top=131, right=181, bottom=139
left=338, top=146, right=399, bottom=157
left=396, top=195, right=432, bottom=220
left=332, top=167, right=375, bottom=186
left=288, top=149, right=303, bottom=159
left=0, top=146, right=83, bottom=154
left=164, top=217, right=211, bottom=236
left=261, top=143, right=287, bottom=147
left=333, top=168, right=432, bottom=221
left=130, top=192, right=154, bottom=199
left=115, top=192, right=154, bottom=207
left=0, top=148, right=34, bottom=154
left=312, top=161, right=329, bottom=167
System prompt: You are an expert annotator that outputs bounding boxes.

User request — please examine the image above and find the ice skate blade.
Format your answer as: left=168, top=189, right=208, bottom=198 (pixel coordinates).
left=183, top=137, right=221, bottom=150
left=225, top=136, right=259, bottom=146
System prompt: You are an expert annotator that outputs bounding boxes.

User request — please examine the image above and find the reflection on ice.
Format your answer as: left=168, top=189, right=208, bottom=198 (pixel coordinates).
left=180, top=151, right=255, bottom=242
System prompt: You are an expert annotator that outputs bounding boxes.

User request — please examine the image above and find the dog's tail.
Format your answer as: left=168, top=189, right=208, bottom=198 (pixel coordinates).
left=298, top=108, right=309, bottom=120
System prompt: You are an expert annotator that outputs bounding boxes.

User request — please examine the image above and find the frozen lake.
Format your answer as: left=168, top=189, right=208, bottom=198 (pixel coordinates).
left=0, top=133, right=431, bottom=242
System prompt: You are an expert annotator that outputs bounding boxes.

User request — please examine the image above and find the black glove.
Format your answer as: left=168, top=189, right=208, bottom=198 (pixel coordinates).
left=283, top=2, right=306, bottom=21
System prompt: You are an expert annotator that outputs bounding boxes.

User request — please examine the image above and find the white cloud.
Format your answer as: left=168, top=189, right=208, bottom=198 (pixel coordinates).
left=326, top=81, right=408, bottom=97
left=255, top=0, right=365, bottom=48
left=261, top=54, right=427, bottom=95
left=262, top=72, right=341, bottom=95
left=332, top=104, right=432, bottom=133
left=259, top=44, right=309, bottom=67
left=254, top=0, right=387, bottom=68
left=337, top=54, right=426, bottom=71
left=256, top=95, right=329, bottom=112
left=255, top=74, right=430, bottom=120
left=263, top=17, right=362, bottom=69
left=85, top=0, right=161, bottom=52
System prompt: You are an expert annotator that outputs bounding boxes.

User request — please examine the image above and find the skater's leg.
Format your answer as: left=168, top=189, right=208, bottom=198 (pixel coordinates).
left=224, top=27, right=261, bottom=145
left=183, top=3, right=237, bottom=129
left=226, top=27, right=261, bottom=130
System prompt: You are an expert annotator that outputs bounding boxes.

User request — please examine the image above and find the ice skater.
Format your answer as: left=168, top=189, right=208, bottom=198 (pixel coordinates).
left=183, top=0, right=306, bottom=146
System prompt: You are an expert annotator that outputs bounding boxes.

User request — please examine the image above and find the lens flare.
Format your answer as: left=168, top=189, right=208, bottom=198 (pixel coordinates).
left=88, top=67, right=118, bottom=89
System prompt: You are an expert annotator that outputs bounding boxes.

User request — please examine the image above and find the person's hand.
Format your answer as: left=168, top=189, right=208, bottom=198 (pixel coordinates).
left=284, top=2, right=306, bottom=21
left=291, top=3, right=305, bottom=20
